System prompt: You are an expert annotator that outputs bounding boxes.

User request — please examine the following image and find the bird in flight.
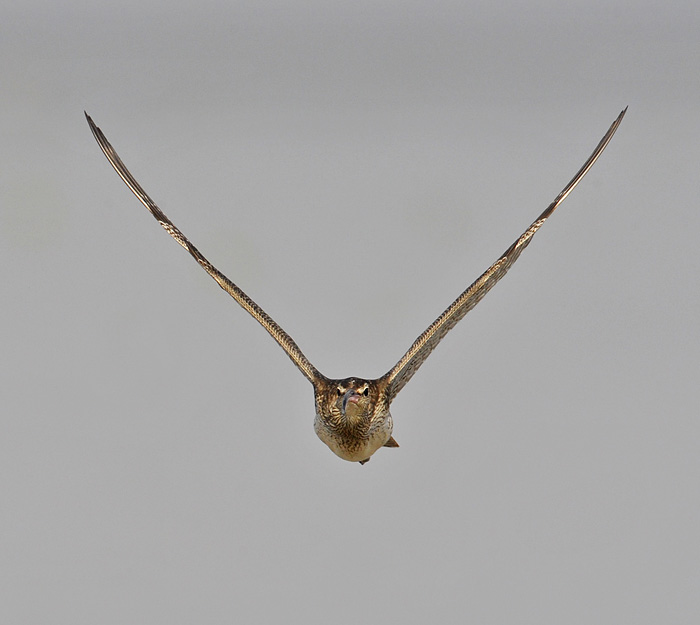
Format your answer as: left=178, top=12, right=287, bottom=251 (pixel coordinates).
left=86, top=108, right=625, bottom=465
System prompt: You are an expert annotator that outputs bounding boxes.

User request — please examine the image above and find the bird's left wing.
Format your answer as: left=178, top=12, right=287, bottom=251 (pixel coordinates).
left=86, top=113, right=324, bottom=386
left=380, top=108, right=626, bottom=401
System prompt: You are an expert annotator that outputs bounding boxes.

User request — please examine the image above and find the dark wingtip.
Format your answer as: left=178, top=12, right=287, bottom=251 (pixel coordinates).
left=84, top=112, right=104, bottom=145
left=84, top=111, right=97, bottom=134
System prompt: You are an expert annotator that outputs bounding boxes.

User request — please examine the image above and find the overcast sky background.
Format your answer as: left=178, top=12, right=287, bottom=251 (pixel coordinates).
left=2, top=1, right=699, bottom=623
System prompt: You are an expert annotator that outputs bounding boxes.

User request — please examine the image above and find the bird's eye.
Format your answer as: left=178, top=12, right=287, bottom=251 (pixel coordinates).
left=337, top=388, right=343, bottom=396
left=363, top=387, right=369, bottom=396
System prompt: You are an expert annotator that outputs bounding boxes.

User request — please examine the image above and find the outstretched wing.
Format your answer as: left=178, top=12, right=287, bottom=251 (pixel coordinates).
left=381, top=108, right=626, bottom=401
left=86, top=113, right=324, bottom=386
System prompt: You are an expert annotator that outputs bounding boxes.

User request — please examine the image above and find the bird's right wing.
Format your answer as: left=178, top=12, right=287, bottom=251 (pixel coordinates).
left=86, top=113, right=324, bottom=386
left=380, top=108, right=626, bottom=401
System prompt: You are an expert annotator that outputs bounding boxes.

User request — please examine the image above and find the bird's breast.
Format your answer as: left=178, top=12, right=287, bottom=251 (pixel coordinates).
left=314, top=412, right=393, bottom=463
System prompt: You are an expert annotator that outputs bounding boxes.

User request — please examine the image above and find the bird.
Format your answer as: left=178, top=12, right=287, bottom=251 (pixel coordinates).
left=86, top=108, right=626, bottom=465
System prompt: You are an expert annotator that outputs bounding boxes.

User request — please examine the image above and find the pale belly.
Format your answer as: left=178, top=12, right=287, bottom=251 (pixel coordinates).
left=314, top=414, right=393, bottom=463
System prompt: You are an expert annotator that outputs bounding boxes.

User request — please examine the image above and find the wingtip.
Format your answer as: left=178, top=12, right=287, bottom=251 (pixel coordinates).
left=84, top=112, right=102, bottom=142
left=612, top=107, right=627, bottom=132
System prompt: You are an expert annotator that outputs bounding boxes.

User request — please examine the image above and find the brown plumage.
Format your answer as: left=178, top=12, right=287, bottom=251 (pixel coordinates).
left=86, top=108, right=626, bottom=464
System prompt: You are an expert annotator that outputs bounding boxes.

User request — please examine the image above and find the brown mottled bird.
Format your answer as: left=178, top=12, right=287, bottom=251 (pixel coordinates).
left=86, top=108, right=625, bottom=464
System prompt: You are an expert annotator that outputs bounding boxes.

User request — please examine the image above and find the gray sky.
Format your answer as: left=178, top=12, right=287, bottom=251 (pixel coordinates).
left=2, top=1, right=699, bottom=623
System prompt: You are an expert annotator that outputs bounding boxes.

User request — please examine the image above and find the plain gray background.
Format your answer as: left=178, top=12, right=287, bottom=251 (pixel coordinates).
left=2, top=1, right=698, bottom=623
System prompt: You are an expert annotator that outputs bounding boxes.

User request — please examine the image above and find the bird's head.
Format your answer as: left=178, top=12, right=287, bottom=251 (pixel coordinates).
left=337, top=378, right=375, bottom=424
left=316, top=378, right=379, bottom=428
